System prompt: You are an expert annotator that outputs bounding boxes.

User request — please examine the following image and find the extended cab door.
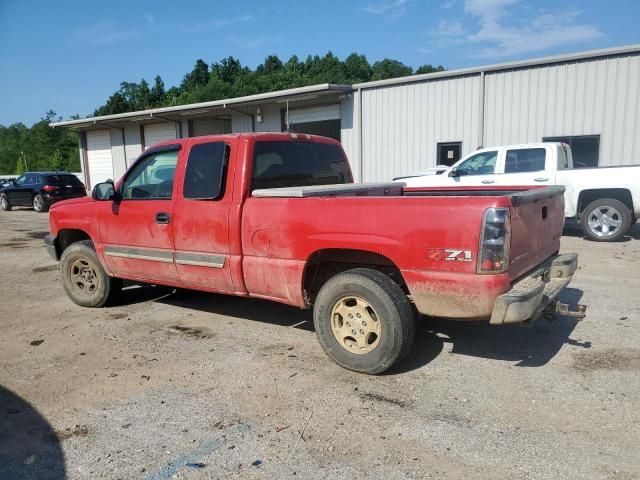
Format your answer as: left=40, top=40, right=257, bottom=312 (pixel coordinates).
left=171, top=138, right=236, bottom=292
left=99, top=146, right=180, bottom=283
left=493, top=146, right=552, bottom=186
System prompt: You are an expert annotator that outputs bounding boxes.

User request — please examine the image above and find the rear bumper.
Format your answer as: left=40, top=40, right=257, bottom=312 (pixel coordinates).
left=490, top=253, right=580, bottom=324
left=44, top=234, right=59, bottom=261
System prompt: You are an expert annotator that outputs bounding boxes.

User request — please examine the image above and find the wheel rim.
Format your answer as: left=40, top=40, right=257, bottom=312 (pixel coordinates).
left=69, top=258, right=100, bottom=295
left=330, top=296, right=381, bottom=354
left=34, top=196, right=42, bottom=210
left=587, top=205, right=623, bottom=238
left=1, top=196, right=6, bottom=209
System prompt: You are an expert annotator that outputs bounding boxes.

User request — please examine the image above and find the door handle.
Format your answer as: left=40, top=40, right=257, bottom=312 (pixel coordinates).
left=481, top=179, right=495, bottom=184
left=155, top=212, right=170, bottom=224
left=534, top=177, right=549, bottom=182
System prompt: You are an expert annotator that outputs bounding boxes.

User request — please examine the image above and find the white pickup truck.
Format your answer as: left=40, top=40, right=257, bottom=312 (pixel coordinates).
left=400, top=143, right=640, bottom=242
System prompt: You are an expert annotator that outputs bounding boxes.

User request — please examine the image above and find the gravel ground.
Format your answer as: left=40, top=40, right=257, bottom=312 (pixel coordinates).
left=0, top=209, right=639, bottom=480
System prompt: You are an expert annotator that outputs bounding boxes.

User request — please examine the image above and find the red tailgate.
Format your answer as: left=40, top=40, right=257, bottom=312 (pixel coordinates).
left=507, top=186, right=565, bottom=280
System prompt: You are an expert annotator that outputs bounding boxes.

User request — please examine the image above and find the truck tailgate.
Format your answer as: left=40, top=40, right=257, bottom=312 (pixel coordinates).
left=507, top=186, right=565, bottom=280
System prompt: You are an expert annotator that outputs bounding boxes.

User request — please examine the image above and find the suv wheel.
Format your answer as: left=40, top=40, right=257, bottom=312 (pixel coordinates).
left=0, top=194, right=11, bottom=211
left=33, top=194, right=48, bottom=213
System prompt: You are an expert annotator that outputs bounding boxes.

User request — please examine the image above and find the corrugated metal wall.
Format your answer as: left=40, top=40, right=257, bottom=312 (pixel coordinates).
left=340, top=93, right=359, bottom=180
left=351, top=51, right=640, bottom=181
left=356, top=74, right=482, bottom=181
left=484, top=54, right=640, bottom=166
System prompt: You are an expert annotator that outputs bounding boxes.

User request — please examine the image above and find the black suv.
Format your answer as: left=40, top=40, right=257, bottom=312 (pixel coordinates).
left=0, top=172, right=87, bottom=213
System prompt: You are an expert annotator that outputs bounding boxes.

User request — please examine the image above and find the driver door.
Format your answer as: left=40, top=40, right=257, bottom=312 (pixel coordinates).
left=99, top=147, right=181, bottom=284
left=450, top=150, right=499, bottom=186
left=8, top=174, right=30, bottom=205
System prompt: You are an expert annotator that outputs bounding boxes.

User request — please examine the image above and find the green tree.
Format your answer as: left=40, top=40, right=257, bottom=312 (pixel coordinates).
left=371, top=59, right=413, bottom=81
left=149, top=75, right=166, bottom=107
left=415, top=64, right=445, bottom=75
left=49, top=148, right=65, bottom=171
left=344, top=53, right=373, bottom=83
left=15, top=152, right=25, bottom=174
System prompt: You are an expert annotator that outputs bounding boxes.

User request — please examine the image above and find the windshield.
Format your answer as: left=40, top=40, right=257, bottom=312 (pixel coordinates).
left=251, top=141, right=352, bottom=191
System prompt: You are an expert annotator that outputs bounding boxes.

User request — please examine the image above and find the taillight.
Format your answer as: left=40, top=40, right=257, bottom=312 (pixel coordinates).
left=478, top=207, right=511, bottom=274
left=42, top=185, right=59, bottom=192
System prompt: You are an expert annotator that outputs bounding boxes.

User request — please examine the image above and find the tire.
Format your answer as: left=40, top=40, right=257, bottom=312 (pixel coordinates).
left=0, top=194, right=11, bottom=211
left=580, top=198, right=632, bottom=242
left=33, top=194, right=48, bottom=213
left=60, top=240, right=122, bottom=307
left=313, top=268, right=415, bottom=374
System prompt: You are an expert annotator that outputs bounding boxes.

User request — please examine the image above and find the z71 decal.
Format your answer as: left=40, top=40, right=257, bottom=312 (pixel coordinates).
left=427, top=248, right=473, bottom=262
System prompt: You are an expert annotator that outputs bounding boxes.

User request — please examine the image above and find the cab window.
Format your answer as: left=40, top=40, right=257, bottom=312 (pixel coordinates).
left=14, top=174, right=27, bottom=185
left=183, top=142, right=228, bottom=200
left=504, top=148, right=546, bottom=173
left=455, top=151, right=497, bottom=176
left=121, top=150, right=179, bottom=200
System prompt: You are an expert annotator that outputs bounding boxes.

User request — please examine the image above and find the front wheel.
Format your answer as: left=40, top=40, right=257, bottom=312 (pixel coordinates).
left=0, top=194, right=11, bottom=211
left=580, top=198, right=632, bottom=242
left=60, top=240, right=121, bottom=307
left=313, top=268, right=415, bottom=374
left=33, top=194, right=48, bottom=213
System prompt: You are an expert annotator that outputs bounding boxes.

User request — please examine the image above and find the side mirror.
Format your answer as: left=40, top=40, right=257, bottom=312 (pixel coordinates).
left=449, top=167, right=460, bottom=178
left=92, top=181, right=116, bottom=201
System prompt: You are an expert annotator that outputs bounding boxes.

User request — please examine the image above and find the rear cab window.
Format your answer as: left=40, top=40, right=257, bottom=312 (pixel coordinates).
left=504, top=148, right=546, bottom=173
left=251, top=141, right=352, bottom=192
left=183, top=142, right=229, bottom=200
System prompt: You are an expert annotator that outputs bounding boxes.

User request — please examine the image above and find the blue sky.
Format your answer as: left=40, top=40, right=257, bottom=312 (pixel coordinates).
left=0, top=0, right=638, bottom=125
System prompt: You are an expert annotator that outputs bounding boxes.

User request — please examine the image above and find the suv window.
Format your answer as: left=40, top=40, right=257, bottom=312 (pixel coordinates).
left=14, top=174, right=27, bottom=185
left=183, top=142, right=228, bottom=200
left=122, top=150, right=179, bottom=200
left=504, top=148, right=546, bottom=173
left=456, top=151, right=497, bottom=176
left=46, top=174, right=84, bottom=186
left=251, top=141, right=352, bottom=191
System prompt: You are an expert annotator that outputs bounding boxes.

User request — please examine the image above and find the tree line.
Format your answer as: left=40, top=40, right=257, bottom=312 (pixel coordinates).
left=0, top=52, right=444, bottom=174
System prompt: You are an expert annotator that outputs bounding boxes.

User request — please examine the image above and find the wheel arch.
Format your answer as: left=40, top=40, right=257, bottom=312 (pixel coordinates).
left=577, top=188, right=633, bottom=218
left=55, top=229, right=93, bottom=257
left=302, top=248, right=408, bottom=307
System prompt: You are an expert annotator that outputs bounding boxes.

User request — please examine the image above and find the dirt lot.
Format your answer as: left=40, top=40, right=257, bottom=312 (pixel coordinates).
left=1, top=209, right=639, bottom=480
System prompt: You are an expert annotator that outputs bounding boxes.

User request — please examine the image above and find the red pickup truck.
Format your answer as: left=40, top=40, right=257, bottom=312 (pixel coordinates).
left=45, top=133, right=584, bottom=373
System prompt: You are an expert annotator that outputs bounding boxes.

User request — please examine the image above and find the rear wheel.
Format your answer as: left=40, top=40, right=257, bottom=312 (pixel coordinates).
left=60, top=240, right=121, bottom=307
left=0, top=194, right=11, bottom=211
left=580, top=198, right=632, bottom=242
left=313, top=268, right=415, bottom=374
left=33, top=194, right=48, bottom=213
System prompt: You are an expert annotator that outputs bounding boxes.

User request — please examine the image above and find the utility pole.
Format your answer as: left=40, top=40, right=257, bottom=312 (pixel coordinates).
left=21, top=151, right=28, bottom=171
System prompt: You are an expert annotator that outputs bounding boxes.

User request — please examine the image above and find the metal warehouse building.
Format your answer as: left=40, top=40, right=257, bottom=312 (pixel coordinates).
left=51, top=44, right=640, bottom=188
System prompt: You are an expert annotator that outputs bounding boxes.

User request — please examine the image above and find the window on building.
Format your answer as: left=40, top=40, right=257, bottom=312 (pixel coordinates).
left=504, top=148, right=546, bottom=173
left=183, top=142, right=228, bottom=200
left=543, top=135, right=600, bottom=168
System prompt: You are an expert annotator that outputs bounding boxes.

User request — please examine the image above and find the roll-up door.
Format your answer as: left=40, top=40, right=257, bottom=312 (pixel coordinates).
left=288, top=104, right=340, bottom=124
left=86, top=129, right=114, bottom=188
left=287, top=104, right=341, bottom=141
left=191, top=118, right=232, bottom=137
left=144, top=122, right=177, bottom=148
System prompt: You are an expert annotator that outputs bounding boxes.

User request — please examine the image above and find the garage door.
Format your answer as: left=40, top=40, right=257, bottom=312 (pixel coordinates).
left=288, top=104, right=340, bottom=124
left=288, top=104, right=341, bottom=141
left=144, top=123, right=177, bottom=148
left=191, top=118, right=231, bottom=137
left=86, top=129, right=114, bottom=189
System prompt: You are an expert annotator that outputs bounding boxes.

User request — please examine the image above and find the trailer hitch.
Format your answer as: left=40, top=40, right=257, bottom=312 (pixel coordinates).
left=555, top=302, right=587, bottom=320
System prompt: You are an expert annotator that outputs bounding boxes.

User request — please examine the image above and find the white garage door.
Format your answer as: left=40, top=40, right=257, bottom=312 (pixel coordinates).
left=288, top=104, right=340, bottom=124
left=144, top=122, right=177, bottom=148
left=191, top=118, right=232, bottom=137
left=86, top=129, right=113, bottom=188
